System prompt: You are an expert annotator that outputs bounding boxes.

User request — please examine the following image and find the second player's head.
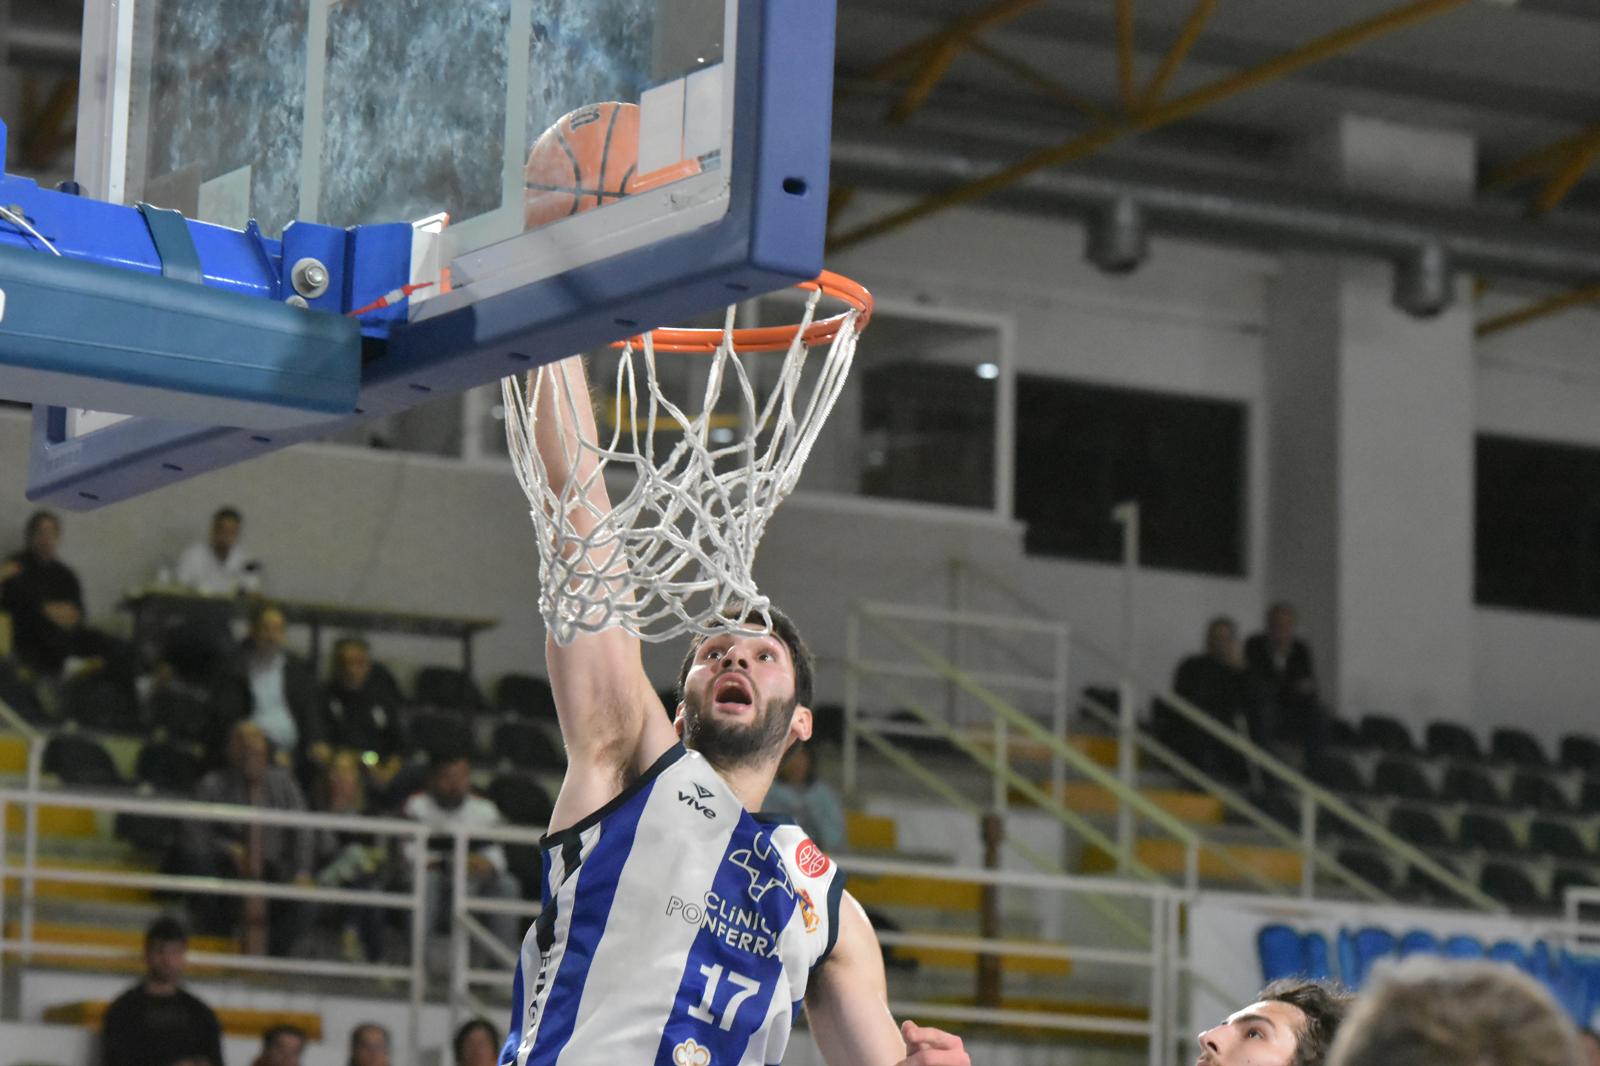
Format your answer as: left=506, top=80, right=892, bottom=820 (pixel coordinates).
left=674, top=607, right=815, bottom=774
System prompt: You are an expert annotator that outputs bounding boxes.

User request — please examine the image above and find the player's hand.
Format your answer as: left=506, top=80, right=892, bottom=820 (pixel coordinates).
left=895, top=1020, right=968, bottom=1065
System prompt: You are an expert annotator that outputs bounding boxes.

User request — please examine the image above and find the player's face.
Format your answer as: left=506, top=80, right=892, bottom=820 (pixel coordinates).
left=1196, top=1000, right=1305, bottom=1066
left=679, top=630, right=801, bottom=768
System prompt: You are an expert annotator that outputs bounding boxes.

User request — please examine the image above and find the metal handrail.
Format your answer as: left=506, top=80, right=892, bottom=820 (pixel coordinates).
left=856, top=605, right=1286, bottom=895
left=952, top=555, right=1501, bottom=912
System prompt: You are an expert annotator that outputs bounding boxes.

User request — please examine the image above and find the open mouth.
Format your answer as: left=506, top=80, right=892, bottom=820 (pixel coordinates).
left=712, top=674, right=755, bottom=712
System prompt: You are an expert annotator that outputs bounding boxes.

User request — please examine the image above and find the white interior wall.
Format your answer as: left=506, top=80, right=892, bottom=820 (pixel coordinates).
left=1, top=185, right=1599, bottom=743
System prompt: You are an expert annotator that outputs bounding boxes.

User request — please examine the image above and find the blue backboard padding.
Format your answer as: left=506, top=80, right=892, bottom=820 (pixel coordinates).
left=28, top=0, right=837, bottom=509
left=0, top=243, right=359, bottom=427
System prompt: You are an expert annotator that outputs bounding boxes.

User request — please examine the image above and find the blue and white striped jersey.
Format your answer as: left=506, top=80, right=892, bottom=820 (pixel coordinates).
left=503, top=743, right=846, bottom=1066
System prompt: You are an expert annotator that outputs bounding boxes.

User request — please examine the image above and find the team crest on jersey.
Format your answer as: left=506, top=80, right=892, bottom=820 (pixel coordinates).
left=729, top=831, right=796, bottom=903
left=797, top=888, right=820, bottom=934
left=673, top=1038, right=712, bottom=1066
left=795, top=838, right=830, bottom=877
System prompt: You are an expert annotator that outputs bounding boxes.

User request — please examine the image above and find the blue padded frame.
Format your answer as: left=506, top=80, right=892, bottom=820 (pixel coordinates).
left=25, top=0, right=835, bottom=509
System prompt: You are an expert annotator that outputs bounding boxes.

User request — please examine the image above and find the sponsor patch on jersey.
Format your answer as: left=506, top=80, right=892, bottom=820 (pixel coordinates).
left=797, top=888, right=820, bottom=935
left=795, top=838, right=830, bottom=878
left=673, top=1037, right=712, bottom=1065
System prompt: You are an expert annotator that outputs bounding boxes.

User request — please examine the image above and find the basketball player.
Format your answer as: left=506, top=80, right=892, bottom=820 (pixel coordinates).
left=501, top=358, right=969, bottom=1065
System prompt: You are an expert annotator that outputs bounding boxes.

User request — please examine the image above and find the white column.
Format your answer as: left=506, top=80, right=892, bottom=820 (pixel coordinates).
left=1264, top=115, right=1477, bottom=727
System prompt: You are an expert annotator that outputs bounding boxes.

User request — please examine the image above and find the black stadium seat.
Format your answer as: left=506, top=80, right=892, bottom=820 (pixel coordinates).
left=42, top=734, right=123, bottom=787
left=492, top=720, right=566, bottom=772
left=1528, top=819, right=1590, bottom=861
left=1372, top=756, right=1435, bottom=802
left=1440, top=765, right=1505, bottom=807
left=1458, top=811, right=1519, bottom=854
left=1479, top=862, right=1541, bottom=910
left=495, top=674, right=557, bottom=722
left=1425, top=721, right=1483, bottom=763
left=406, top=711, right=476, bottom=762
left=413, top=666, right=485, bottom=712
left=1308, top=751, right=1367, bottom=793
left=1550, top=868, right=1597, bottom=906
left=1560, top=734, right=1600, bottom=774
left=146, top=686, right=214, bottom=746
left=489, top=773, right=555, bottom=828
left=60, top=673, right=137, bottom=733
left=1387, top=806, right=1451, bottom=849
left=1358, top=714, right=1414, bottom=754
left=1336, top=849, right=1397, bottom=895
left=1491, top=727, right=1549, bottom=768
left=134, top=741, right=203, bottom=794
left=1509, top=771, right=1571, bottom=814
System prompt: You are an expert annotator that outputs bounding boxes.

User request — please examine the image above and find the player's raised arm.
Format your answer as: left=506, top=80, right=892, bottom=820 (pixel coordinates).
left=516, top=358, right=677, bottom=829
left=806, top=894, right=971, bottom=1066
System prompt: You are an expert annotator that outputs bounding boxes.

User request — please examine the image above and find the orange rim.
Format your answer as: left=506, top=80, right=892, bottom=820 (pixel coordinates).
left=614, top=270, right=872, bottom=354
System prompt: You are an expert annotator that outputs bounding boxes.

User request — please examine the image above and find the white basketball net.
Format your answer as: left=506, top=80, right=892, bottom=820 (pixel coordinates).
left=502, top=285, right=865, bottom=644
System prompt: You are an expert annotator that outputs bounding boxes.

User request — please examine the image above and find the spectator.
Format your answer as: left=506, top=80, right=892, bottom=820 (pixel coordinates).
left=231, top=603, right=326, bottom=769
left=403, top=753, right=524, bottom=952
left=1245, top=602, right=1325, bottom=750
left=453, top=1019, right=500, bottom=1066
left=1196, top=978, right=1351, bottom=1066
left=761, top=742, right=846, bottom=853
left=1327, top=957, right=1582, bottom=1066
left=1, top=510, right=134, bottom=691
left=99, top=916, right=224, bottom=1066
left=312, top=751, right=388, bottom=963
left=1161, top=615, right=1260, bottom=782
left=324, top=636, right=405, bottom=773
left=252, top=1026, right=307, bottom=1066
left=176, top=722, right=313, bottom=956
left=174, top=506, right=262, bottom=597
left=347, top=1024, right=391, bottom=1066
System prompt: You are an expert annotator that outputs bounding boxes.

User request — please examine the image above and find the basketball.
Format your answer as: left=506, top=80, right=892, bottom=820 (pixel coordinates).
left=523, top=101, right=640, bottom=230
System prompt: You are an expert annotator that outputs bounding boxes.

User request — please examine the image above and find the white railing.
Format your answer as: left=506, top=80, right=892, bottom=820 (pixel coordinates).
left=0, top=785, right=543, bottom=1063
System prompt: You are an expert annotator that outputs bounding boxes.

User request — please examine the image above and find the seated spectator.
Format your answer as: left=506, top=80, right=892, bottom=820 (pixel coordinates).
left=1245, top=602, right=1326, bottom=751
left=453, top=1019, right=501, bottom=1066
left=1160, top=615, right=1260, bottom=782
left=252, top=1025, right=308, bottom=1066
left=174, top=505, right=263, bottom=596
left=403, top=753, right=523, bottom=953
left=1, top=510, right=134, bottom=693
left=762, top=741, right=845, bottom=853
left=1197, top=978, right=1351, bottom=1066
left=348, top=1023, right=391, bottom=1066
left=175, top=722, right=313, bottom=956
left=230, top=603, right=327, bottom=770
left=324, top=636, right=405, bottom=778
left=99, top=916, right=224, bottom=1066
left=312, top=751, right=388, bottom=963
left=1328, top=957, right=1583, bottom=1066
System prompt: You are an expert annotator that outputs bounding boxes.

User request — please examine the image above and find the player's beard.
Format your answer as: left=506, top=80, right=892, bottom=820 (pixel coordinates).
left=682, top=689, right=794, bottom=771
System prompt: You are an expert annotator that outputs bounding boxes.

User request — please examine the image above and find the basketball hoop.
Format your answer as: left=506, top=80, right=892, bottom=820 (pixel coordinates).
left=502, top=271, right=872, bottom=645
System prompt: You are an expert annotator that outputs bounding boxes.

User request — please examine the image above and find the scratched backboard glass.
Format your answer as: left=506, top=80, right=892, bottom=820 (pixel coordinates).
left=79, top=0, right=732, bottom=312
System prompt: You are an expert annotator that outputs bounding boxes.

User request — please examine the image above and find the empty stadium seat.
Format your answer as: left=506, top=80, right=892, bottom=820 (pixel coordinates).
left=42, top=734, right=122, bottom=787
left=1258, top=925, right=1312, bottom=982
left=495, top=674, right=557, bottom=722
left=1528, top=819, right=1590, bottom=861
left=1560, top=735, right=1600, bottom=774
left=1491, top=727, right=1549, bottom=768
left=1458, top=811, right=1519, bottom=854
left=60, top=673, right=137, bottom=733
left=1442, top=934, right=1486, bottom=958
left=1336, top=849, right=1397, bottom=895
left=1308, top=751, right=1367, bottom=793
left=405, top=711, right=476, bottom=762
left=1509, top=771, right=1572, bottom=814
left=1358, top=714, right=1415, bottom=753
left=1323, top=716, right=1360, bottom=748
left=491, top=720, right=566, bottom=772
left=1550, top=868, right=1597, bottom=906
left=1426, top=721, right=1484, bottom=763
left=1480, top=862, right=1541, bottom=909
left=145, top=686, right=215, bottom=746
left=1441, top=765, right=1506, bottom=807
left=1339, top=927, right=1397, bottom=986
left=487, top=773, right=554, bottom=828
left=413, top=667, right=485, bottom=711
left=134, top=741, right=202, bottom=794
left=1387, top=806, right=1451, bottom=849
left=1398, top=930, right=1439, bottom=957
left=1372, top=756, right=1435, bottom=802
left=1405, top=859, right=1463, bottom=902
left=1254, top=788, right=1300, bottom=830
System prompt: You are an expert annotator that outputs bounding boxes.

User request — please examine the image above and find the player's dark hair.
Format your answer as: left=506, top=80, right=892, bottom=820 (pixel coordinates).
left=213, top=505, right=243, bottom=526
left=452, top=1018, right=500, bottom=1065
left=675, top=606, right=815, bottom=710
left=1260, top=978, right=1352, bottom=1066
left=145, top=914, right=188, bottom=949
left=24, top=509, right=58, bottom=540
